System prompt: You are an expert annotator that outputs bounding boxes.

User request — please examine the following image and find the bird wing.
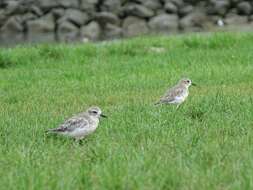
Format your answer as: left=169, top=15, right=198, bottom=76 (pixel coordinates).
left=51, top=116, right=89, bottom=133
left=161, top=86, right=185, bottom=103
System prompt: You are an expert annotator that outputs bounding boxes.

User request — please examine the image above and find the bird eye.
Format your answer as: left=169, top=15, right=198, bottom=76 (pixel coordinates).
left=92, top=111, right=98, bottom=114
left=187, top=80, right=190, bottom=83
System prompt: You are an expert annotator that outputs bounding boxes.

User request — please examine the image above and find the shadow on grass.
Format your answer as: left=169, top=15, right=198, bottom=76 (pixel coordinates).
left=44, top=132, right=92, bottom=146
left=38, top=45, right=64, bottom=60
left=0, top=52, right=16, bottom=69
left=186, top=108, right=206, bottom=122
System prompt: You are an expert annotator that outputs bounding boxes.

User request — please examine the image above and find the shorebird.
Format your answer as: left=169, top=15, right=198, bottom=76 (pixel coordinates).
left=46, top=106, right=107, bottom=141
left=155, top=78, right=196, bottom=108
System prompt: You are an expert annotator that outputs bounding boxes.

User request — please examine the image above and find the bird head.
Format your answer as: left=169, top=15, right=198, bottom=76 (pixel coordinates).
left=87, top=106, right=107, bottom=119
left=179, top=78, right=196, bottom=88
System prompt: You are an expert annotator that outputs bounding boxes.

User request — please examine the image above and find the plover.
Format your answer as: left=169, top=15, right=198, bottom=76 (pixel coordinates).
left=155, top=78, right=196, bottom=108
left=47, top=106, right=107, bottom=141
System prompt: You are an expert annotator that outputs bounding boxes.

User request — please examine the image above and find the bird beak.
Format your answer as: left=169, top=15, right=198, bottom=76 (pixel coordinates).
left=192, top=83, right=197, bottom=86
left=100, top=114, right=107, bottom=118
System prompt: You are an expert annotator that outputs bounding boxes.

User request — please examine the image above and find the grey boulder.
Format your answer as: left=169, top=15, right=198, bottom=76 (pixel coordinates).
left=237, top=1, right=252, bottom=15
left=60, top=9, right=89, bottom=26
left=57, top=20, right=79, bottom=42
left=80, top=0, right=98, bottom=13
left=179, top=11, right=207, bottom=30
left=26, top=13, right=55, bottom=43
left=207, top=0, right=230, bottom=16
left=39, top=0, right=79, bottom=10
left=123, top=3, right=154, bottom=18
left=80, top=21, right=101, bottom=41
left=100, top=0, right=122, bottom=15
left=122, top=16, right=148, bottom=37
left=225, top=14, right=248, bottom=25
left=103, top=23, right=122, bottom=39
left=95, top=12, right=120, bottom=26
left=148, top=14, right=179, bottom=33
left=0, top=16, right=23, bottom=34
left=165, top=2, right=178, bottom=14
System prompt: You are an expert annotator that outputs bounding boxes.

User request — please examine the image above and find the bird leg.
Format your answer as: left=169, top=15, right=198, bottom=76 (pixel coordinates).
left=176, top=103, right=181, bottom=110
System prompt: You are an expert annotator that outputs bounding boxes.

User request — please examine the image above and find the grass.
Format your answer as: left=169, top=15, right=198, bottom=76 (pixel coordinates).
left=0, top=32, right=253, bottom=190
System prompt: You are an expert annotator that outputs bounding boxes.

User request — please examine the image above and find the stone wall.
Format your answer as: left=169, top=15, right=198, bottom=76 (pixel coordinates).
left=0, top=0, right=252, bottom=45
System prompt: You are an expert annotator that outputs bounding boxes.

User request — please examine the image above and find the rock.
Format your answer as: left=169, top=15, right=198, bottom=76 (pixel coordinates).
left=80, top=0, right=98, bottom=5
left=131, top=0, right=161, bottom=11
left=230, top=0, right=242, bottom=6
left=57, top=21, right=78, bottom=33
left=26, top=13, right=55, bottom=43
left=225, top=14, right=248, bottom=25
left=27, top=13, right=54, bottom=33
left=51, top=8, right=65, bottom=19
left=95, top=12, right=120, bottom=26
left=0, top=16, right=24, bottom=45
left=197, top=1, right=208, bottom=8
left=179, top=11, right=207, bottom=30
left=123, top=3, right=154, bottom=18
left=0, top=10, right=7, bottom=26
left=21, top=13, right=37, bottom=22
left=80, top=21, right=101, bottom=41
left=165, top=2, right=178, bottom=14
left=4, top=0, right=26, bottom=15
left=4, top=1, right=19, bottom=14
left=100, top=0, right=122, bottom=15
left=143, top=0, right=162, bottom=11
left=122, top=16, right=148, bottom=37
left=249, top=15, right=253, bottom=22
left=228, top=8, right=238, bottom=15
left=39, top=0, right=79, bottom=10
left=80, top=0, right=98, bottom=13
left=60, top=0, right=79, bottom=8
left=179, top=15, right=194, bottom=29
left=103, top=23, right=122, bottom=39
left=207, top=0, right=230, bottom=16
left=184, top=0, right=202, bottom=4
left=29, top=5, right=43, bottom=17
left=237, top=1, right=252, bottom=15
left=37, top=0, right=56, bottom=9
left=57, top=20, right=79, bottom=42
left=0, top=16, right=23, bottom=34
left=163, top=0, right=184, bottom=8
left=156, top=9, right=167, bottom=15
left=61, top=8, right=89, bottom=26
left=179, top=5, right=194, bottom=16
left=148, top=14, right=179, bottom=33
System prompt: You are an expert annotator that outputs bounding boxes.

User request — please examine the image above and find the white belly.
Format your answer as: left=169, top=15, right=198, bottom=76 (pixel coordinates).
left=170, top=91, right=188, bottom=104
left=63, top=121, right=99, bottom=139
left=67, top=128, right=95, bottom=138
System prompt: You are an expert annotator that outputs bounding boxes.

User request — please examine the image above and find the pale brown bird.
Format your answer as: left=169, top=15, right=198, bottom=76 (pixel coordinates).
left=47, top=106, right=107, bottom=141
left=155, top=78, right=196, bottom=108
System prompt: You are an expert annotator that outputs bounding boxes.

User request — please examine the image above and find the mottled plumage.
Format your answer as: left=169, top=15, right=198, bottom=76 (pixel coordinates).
left=155, top=78, right=196, bottom=108
left=47, top=106, right=107, bottom=140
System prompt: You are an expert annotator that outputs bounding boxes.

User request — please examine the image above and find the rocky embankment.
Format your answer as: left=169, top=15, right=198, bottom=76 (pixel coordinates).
left=0, top=0, right=252, bottom=45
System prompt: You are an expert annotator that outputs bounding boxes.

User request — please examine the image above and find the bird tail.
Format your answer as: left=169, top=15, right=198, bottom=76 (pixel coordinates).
left=45, top=128, right=58, bottom=134
left=45, top=129, right=52, bottom=134
left=154, top=101, right=161, bottom=106
left=46, top=126, right=66, bottom=134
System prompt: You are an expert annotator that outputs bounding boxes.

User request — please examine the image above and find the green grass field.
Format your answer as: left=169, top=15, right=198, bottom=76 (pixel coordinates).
left=0, top=33, right=253, bottom=190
